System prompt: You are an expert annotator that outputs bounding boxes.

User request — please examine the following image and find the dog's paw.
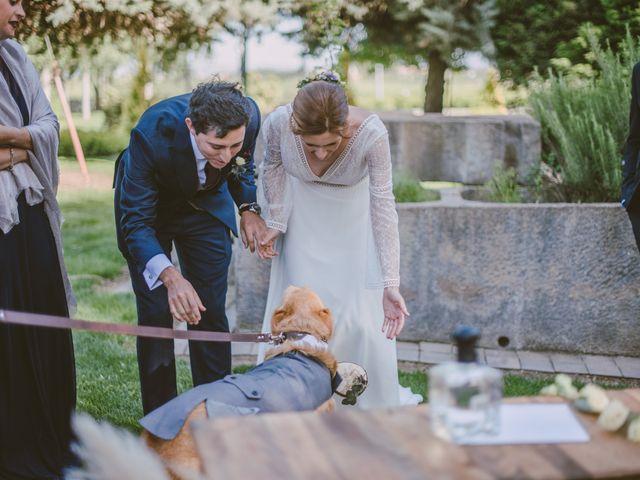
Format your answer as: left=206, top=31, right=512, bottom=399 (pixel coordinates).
left=335, top=362, right=368, bottom=406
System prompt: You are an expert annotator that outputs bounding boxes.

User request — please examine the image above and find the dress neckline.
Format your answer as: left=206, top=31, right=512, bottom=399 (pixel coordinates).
left=286, top=104, right=377, bottom=180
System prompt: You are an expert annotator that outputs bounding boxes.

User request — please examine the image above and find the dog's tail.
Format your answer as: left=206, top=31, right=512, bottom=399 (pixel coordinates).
left=66, top=413, right=171, bottom=480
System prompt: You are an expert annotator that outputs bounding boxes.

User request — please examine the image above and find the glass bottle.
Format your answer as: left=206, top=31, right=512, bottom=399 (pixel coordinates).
left=429, top=325, right=503, bottom=442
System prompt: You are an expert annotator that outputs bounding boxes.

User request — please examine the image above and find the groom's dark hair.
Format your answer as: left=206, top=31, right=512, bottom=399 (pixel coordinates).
left=188, top=78, right=250, bottom=137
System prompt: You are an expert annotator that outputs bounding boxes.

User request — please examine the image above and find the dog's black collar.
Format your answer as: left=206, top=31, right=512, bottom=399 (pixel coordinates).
left=275, top=331, right=328, bottom=344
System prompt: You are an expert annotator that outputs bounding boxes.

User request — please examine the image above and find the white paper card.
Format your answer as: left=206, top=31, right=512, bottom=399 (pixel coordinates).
left=458, top=403, right=590, bottom=445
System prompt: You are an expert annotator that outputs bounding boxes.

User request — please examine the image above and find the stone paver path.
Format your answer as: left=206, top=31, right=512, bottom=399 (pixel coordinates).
left=402, top=341, right=640, bottom=379
left=201, top=341, right=640, bottom=380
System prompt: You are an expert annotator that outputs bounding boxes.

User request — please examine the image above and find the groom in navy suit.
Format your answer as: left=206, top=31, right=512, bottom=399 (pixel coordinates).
left=114, top=80, right=264, bottom=414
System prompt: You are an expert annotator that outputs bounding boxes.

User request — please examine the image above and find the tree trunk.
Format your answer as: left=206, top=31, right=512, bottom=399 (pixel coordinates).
left=93, top=73, right=101, bottom=112
left=424, top=52, right=447, bottom=113
left=82, top=66, right=91, bottom=122
left=337, top=48, right=355, bottom=104
left=241, top=27, right=249, bottom=93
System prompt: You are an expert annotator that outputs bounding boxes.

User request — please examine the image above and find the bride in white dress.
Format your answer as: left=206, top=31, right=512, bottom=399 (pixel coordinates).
left=256, top=72, right=422, bottom=408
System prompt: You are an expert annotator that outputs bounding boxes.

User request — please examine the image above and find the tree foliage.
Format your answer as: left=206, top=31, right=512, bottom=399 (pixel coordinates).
left=21, top=0, right=225, bottom=60
left=289, top=0, right=496, bottom=112
left=356, top=0, right=497, bottom=112
left=222, top=0, right=282, bottom=92
left=492, top=0, right=640, bottom=86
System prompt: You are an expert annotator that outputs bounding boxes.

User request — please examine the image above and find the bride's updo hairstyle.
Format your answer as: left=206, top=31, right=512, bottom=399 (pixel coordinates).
left=290, top=71, right=349, bottom=137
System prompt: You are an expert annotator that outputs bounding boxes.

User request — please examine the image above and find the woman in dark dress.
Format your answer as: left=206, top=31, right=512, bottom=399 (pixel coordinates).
left=0, top=0, right=77, bottom=478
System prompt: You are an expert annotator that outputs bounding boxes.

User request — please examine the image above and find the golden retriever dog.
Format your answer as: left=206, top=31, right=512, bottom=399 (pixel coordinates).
left=140, top=286, right=339, bottom=479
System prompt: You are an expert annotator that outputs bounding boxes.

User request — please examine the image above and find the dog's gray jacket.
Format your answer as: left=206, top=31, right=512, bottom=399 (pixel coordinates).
left=140, top=351, right=332, bottom=440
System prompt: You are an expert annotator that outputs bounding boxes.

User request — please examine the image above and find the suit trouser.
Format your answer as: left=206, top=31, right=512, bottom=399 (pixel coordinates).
left=126, top=207, right=232, bottom=415
left=628, top=210, right=640, bottom=253
left=627, top=201, right=640, bottom=254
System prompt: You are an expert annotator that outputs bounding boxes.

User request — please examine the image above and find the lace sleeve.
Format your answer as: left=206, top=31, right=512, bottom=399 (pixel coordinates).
left=367, top=133, right=400, bottom=287
left=259, top=110, right=291, bottom=232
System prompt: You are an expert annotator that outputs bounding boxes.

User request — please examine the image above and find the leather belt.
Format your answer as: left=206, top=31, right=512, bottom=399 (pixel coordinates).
left=0, top=309, right=297, bottom=344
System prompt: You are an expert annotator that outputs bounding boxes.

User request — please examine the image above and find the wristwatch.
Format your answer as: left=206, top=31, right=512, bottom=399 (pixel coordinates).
left=239, top=202, right=261, bottom=215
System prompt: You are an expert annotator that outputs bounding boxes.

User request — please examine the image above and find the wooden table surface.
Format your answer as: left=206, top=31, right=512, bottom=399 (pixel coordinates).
left=191, top=389, right=640, bottom=480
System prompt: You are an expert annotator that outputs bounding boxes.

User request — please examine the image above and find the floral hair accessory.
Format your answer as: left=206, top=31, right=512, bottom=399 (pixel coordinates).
left=297, top=70, right=346, bottom=89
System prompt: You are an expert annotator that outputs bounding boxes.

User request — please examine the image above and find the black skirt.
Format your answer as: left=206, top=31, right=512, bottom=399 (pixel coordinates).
left=0, top=193, right=76, bottom=479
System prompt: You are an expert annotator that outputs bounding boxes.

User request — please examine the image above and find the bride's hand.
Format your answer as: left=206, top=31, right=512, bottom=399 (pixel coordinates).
left=257, top=227, right=281, bottom=259
left=382, top=287, right=410, bottom=339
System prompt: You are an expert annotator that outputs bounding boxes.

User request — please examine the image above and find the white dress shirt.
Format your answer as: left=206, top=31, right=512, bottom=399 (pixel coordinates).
left=142, top=134, right=207, bottom=290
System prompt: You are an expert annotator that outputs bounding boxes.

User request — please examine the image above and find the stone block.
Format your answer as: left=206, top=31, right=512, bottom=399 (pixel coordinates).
left=549, top=354, right=588, bottom=374
left=174, top=318, right=189, bottom=357
left=517, top=351, right=554, bottom=373
left=397, top=342, right=420, bottom=362
left=232, top=342, right=258, bottom=356
left=396, top=202, right=640, bottom=357
left=614, top=356, right=640, bottom=379
left=420, top=342, right=455, bottom=364
left=379, top=113, right=541, bottom=184
left=583, top=355, right=622, bottom=377
left=476, top=348, right=487, bottom=365
left=485, top=349, right=521, bottom=370
left=418, top=342, right=452, bottom=353
left=233, top=246, right=270, bottom=331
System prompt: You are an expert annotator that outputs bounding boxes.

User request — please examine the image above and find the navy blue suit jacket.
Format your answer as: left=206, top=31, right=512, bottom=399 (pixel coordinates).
left=114, top=94, right=261, bottom=268
left=622, top=62, right=640, bottom=211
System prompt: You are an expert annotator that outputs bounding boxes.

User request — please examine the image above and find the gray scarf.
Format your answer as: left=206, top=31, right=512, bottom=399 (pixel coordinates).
left=0, top=39, right=75, bottom=312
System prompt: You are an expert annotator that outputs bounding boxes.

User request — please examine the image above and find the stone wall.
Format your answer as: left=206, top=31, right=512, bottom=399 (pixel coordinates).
left=378, top=112, right=541, bottom=184
left=233, top=195, right=640, bottom=356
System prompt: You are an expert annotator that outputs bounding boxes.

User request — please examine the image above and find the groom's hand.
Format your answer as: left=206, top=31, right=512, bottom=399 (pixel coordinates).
left=257, top=228, right=280, bottom=259
left=160, top=267, right=206, bottom=325
left=239, top=211, right=266, bottom=254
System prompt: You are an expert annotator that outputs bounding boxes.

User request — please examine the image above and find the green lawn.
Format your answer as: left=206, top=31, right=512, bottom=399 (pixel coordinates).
left=58, top=181, right=194, bottom=430
left=58, top=161, right=634, bottom=432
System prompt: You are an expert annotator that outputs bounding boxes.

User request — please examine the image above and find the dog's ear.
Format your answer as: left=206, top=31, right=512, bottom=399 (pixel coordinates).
left=272, top=307, right=289, bottom=321
left=271, top=306, right=290, bottom=331
left=317, top=307, right=334, bottom=337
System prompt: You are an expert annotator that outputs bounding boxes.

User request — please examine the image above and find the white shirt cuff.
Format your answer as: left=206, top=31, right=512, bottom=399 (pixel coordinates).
left=265, top=219, right=287, bottom=233
left=144, top=254, right=173, bottom=290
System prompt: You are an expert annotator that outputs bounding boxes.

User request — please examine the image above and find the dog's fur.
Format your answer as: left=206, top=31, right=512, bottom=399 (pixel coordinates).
left=141, top=286, right=338, bottom=478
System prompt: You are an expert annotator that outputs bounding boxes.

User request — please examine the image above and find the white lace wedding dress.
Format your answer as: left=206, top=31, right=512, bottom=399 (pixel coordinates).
left=256, top=105, right=422, bottom=408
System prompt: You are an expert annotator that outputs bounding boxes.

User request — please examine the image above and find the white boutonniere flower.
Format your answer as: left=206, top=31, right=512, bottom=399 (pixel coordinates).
left=229, top=156, right=248, bottom=179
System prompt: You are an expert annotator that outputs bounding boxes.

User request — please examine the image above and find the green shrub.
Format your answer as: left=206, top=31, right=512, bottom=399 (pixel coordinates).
left=528, top=28, right=640, bottom=202
left=486, top=167, right=522, bottom=203
left=393, top=172, right=440, bottom=202
left=59, top=129, right=128, bottom=158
